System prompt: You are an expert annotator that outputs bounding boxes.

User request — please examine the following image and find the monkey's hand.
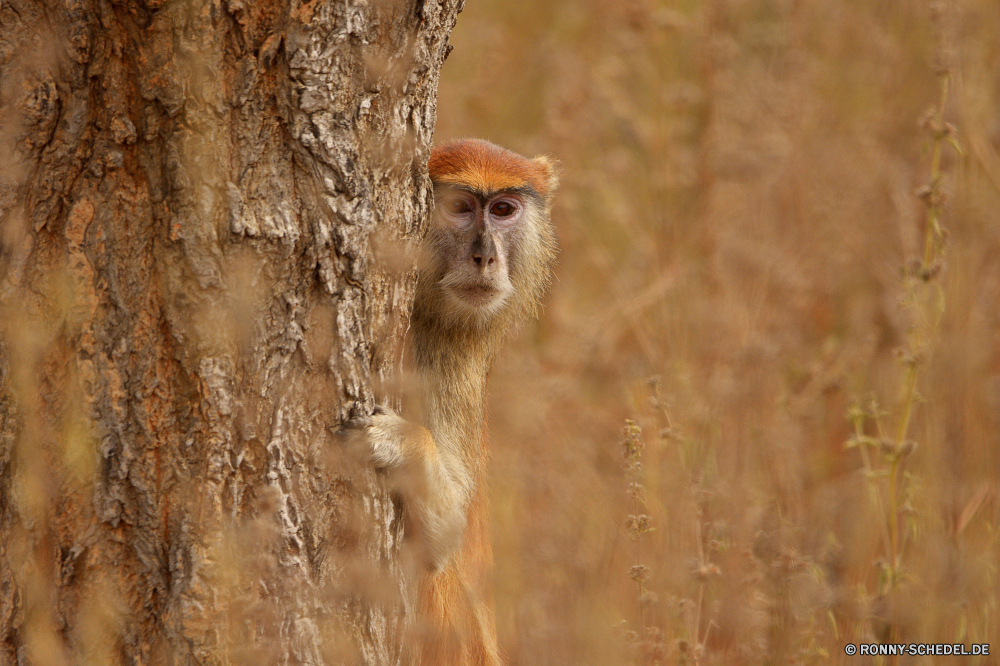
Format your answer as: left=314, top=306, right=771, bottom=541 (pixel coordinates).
left=342, top=407, right=469, bottom=571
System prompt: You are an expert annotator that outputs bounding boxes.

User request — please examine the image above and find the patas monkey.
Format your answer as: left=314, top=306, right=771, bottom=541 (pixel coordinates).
left=356, top=139, right=557, bottom=665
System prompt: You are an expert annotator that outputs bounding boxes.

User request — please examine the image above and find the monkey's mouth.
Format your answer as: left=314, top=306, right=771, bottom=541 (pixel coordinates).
left=452, top=283, right=501, bottom=306
left=439, top=272, right=512, bottom=317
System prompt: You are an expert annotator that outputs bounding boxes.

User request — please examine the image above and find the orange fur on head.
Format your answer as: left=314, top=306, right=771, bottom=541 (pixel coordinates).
left=429, top=139, right=557, bottom=198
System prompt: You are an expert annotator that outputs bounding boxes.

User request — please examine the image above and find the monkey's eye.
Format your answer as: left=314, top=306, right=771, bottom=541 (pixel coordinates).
left=490, top=201, right=515, bottom=218
left=445, top=198, right=472, bottom=215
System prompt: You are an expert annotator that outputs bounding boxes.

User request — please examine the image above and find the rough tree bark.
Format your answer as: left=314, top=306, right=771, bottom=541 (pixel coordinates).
left=0, top=0, right=463, bottom=663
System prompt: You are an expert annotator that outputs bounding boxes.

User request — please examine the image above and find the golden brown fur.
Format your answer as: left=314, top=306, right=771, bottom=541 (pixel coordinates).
left=362, top=139, right=557, bottom=665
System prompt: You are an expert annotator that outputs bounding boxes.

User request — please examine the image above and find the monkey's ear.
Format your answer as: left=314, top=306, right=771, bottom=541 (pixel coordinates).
left=532, top=155, right=560, bottom=197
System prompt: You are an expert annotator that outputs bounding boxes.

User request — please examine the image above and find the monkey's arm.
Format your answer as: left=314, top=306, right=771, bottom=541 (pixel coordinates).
left=358, top=409, right=470, bottom=571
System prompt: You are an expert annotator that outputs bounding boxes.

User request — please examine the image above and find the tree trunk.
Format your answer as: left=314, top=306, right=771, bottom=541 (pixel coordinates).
left=0, top=0, right=463, bottom=663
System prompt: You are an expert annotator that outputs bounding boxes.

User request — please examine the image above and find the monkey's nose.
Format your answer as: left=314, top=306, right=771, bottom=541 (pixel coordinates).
left=472, top=254, right=496, bottom=267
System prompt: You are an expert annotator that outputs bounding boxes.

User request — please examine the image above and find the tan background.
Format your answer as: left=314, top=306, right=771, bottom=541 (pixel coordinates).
left=435, top=1, right=1000, bottom=664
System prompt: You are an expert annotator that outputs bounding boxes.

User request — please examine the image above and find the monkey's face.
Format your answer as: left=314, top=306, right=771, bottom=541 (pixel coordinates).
left=422, top=139, right=558, bottom=333
left=426, top=185, right=529, bottom=324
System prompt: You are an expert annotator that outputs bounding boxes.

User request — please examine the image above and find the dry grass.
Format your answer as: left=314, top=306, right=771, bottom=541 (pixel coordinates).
left=435, top=1, right=1000, bottom=664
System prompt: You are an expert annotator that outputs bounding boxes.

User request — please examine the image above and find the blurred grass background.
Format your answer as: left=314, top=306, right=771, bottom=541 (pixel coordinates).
left=434, top=1, right=1000, bottom=664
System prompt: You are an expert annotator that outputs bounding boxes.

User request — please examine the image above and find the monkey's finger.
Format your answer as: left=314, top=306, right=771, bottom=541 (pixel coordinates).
left=327, top=422, right=376, bottom=474
left=337, top=415, right=373, bottom=434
